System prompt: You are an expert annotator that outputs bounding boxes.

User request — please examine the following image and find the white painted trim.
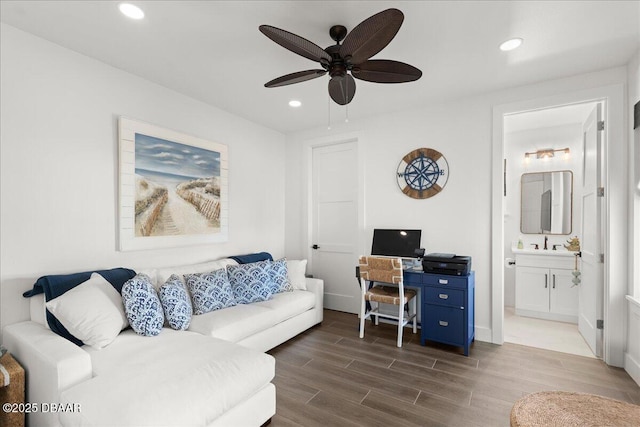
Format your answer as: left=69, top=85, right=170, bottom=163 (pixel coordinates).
left=492, top=84, right=627, bottom=367
left=624, top=352, right=640, bottom=386
left=474, top=325, right=492, bottom=343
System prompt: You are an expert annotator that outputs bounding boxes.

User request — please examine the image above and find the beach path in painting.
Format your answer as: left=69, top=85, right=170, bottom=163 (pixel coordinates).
left=152, top=184, right=214, bottom=235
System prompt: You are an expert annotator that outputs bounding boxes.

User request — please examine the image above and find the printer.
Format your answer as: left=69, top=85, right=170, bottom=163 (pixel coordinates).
left=422, top=253, right=472, bottom=276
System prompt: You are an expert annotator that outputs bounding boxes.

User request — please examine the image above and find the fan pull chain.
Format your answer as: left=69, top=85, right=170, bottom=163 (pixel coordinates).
left=327, top=93, right=331, bottom=130
left=345, top=77, right=349, bottom=123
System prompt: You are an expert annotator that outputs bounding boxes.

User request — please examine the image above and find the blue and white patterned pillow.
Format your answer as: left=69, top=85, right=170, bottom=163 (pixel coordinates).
left=184, top=269, right=236, bottom=315
left=270, top=258, right=293, bottom=293
left=159, top=274, right=192, bottom=330
left=227, top=261, right=274, bottom=304
left=121, top=274, right=164, bottom=337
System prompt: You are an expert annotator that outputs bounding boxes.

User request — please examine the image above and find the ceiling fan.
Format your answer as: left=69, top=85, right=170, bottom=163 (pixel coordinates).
left=259, top=8, right=422, bottom=105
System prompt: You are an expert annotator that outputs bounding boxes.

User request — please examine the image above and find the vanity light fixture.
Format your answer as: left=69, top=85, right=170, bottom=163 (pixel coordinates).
left=524, top=148, right=570, bottom=162
left=119, top=3, right=145, bottom=20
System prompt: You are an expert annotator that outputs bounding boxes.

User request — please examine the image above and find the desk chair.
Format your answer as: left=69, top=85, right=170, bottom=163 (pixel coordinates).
left=358, top=256, right=417, bottom=347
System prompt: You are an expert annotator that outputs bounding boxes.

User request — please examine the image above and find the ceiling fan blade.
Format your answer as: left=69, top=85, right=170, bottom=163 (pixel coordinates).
left=259, top=25, right=331, bottom=63
left=352, top=60, right=422, bottom=83
left=339, top=9, right=404, bottom=65
left=265, top=69, right=327, bottom=88
left=328, top=74, right=356, bottom=105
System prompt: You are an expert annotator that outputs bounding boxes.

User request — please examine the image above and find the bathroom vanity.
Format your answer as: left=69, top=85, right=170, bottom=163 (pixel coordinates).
left=513, top=248, right=578, bottom=323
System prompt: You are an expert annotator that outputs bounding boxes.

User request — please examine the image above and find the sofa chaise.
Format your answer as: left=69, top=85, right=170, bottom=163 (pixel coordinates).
left=3, top=256, right=323, bottom=427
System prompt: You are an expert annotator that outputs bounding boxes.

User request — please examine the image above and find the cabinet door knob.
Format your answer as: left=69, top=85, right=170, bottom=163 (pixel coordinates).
left=439, top=294, right=449, bottom=300
left=439, top=321, right=449, bottom=327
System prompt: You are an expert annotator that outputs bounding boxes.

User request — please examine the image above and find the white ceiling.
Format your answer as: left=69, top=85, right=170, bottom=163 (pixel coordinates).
left=504, top=102, right=598, bottom=134
left=1, top=1, right=638, bottom=134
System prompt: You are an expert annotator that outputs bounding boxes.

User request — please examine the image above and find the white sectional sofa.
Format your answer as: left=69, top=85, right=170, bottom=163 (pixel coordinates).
left=3, top=257, right=324, bottom=427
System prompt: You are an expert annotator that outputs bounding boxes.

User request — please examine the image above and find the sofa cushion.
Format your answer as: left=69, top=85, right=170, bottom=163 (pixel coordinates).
left=185, top=269, right=236, bottom=315
left=253, top=290, right=316, bottom=324
left=121, top=274, right=164, bottom=337
left=188, top=304, right=278, bottom=342
left=22, top=267, right=136, bottom=346
left=45, top=273, right=128, bottom=349
left=158, top=274, right=192, bottom=330
left=65, top=329, right=275, bottom=427
left=227, top=261, right=274, bottom=304
left=287, top=259, right=308, bottom=290
left=270, top=258, right=294, bottom=293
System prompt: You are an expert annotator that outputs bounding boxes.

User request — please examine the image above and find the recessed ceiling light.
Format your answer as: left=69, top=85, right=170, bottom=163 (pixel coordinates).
left=499, top=38, right=523, bottom=51
left=119, top=3, right=145, bottom=20
left=288, top=100, right=302, bottom=108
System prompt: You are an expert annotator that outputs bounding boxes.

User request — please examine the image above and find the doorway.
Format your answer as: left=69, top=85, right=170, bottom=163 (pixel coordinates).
left=502, top=102, right=599, bottom=358
left=491, top=83, right=627, bottom=366
left=309, top=138, right=362, bottom=314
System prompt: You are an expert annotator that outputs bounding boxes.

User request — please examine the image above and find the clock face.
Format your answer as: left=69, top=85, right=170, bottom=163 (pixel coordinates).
left=396, top=148, right=449, bottom=199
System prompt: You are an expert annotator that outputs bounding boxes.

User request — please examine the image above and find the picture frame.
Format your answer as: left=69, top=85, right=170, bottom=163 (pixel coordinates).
left=118, top=117, right=228, bottom=251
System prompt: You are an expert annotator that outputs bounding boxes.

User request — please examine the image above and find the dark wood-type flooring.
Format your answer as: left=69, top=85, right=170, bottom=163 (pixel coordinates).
left=267, top=309, right=640, bottom=426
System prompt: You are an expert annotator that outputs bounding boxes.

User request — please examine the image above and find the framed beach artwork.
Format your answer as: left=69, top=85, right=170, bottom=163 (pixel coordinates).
left=118, top=117, right=228, bottom=251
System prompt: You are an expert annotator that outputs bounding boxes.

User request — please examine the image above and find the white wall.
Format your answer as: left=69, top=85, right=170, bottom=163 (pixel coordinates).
left=625, top=49, right=640, bottom=385
left=0, top=24, right=286, bottom=338
left=285, top=66, right=628, bottom=343
left=503, top=124, right=584, bottom=307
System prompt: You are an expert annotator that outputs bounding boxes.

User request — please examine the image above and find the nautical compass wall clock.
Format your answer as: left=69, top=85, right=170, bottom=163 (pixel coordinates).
left=396, top=148, right=449, bottom=199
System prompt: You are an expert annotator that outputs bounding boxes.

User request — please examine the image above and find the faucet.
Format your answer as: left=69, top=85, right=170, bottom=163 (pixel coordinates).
left=544, top=235, right=548, bottom=250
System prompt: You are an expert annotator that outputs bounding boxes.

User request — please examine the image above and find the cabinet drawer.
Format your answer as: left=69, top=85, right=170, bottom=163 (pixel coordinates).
left=423, top=305, right=465, bottom=346
left=424, top=287, right=465, bottom=308
left=422, top=274, right=467, bottom=289
left=403, top=271, right=423, bottom=285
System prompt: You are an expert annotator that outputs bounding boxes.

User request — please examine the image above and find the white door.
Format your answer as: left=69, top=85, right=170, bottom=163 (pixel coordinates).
left=579, top=104, right=604, bottom=357
left=311, top=141, right=360, bottom=313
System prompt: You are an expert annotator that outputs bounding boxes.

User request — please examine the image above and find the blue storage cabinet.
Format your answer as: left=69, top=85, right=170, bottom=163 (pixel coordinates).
left=406, top=271, right=475, bottom=356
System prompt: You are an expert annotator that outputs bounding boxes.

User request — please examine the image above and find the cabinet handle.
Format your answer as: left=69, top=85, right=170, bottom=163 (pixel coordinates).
left=439, top=321, right=449, bottom=327
left=438, top=294, right=449, bottom=300
left=545, top=273, right=548, bottom=288
left=553, top=274, right=556, bottom=289
left=438, top=279, right=448, bottom=285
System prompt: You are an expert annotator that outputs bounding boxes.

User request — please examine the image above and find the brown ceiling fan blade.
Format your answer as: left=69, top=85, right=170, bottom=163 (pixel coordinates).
left=352, top=60, right=422, bottom=83
left=260, top=25, right=331, bottom=63
left=328, top=74, right=356, bottom=105
left=265, top=70, right=327, bottom=88
left=339, top=9, right=404, bottom=65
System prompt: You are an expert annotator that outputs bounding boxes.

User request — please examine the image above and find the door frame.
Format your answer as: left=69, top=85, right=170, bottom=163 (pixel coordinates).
left=491, top=84, right=626, bottom=366
left=305, top=132, right=366, bottom=275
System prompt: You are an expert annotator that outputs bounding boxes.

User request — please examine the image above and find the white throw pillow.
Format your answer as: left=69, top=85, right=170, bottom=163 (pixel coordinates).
left=45, top=273, right=128, bottom=349
left=286, top=259, right=308, bottom=290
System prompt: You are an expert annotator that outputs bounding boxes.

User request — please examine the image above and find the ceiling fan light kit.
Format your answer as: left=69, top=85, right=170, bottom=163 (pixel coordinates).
left=259, top=8, right=422, bottom=106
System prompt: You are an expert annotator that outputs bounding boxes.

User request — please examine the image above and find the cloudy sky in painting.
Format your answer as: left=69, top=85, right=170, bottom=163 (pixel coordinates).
left=134, top=133, right=220, bottom=179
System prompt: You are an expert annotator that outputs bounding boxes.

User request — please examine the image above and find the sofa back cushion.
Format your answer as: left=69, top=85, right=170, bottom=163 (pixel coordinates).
left=185, top=269, right=236, bottom=315
left=121, top=274, right=165, bottom=337
left=159, top=275, right=193, bottom=330
left=227, top=261, right=274, bottom=304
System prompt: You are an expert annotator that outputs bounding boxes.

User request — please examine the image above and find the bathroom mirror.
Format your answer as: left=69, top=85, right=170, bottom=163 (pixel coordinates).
left=520, top=170, right=573, bottom=234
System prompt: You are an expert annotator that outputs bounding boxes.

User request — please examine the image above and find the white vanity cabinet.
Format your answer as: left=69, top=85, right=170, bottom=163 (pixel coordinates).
left=514, top=251, right=578, bottom=323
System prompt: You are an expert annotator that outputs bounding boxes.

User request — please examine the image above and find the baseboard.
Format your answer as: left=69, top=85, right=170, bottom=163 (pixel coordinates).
left=474, top=326, right=492, bottom=343
left=624, top=352, right=640, bottom=387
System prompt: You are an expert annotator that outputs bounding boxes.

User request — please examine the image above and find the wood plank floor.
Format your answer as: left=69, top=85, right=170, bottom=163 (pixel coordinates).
left=267, top=309, right=640, bottom=426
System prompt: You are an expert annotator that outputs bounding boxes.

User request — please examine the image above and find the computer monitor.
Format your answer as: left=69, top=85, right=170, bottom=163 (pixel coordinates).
left=371, top=229, right=422, bottom=258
